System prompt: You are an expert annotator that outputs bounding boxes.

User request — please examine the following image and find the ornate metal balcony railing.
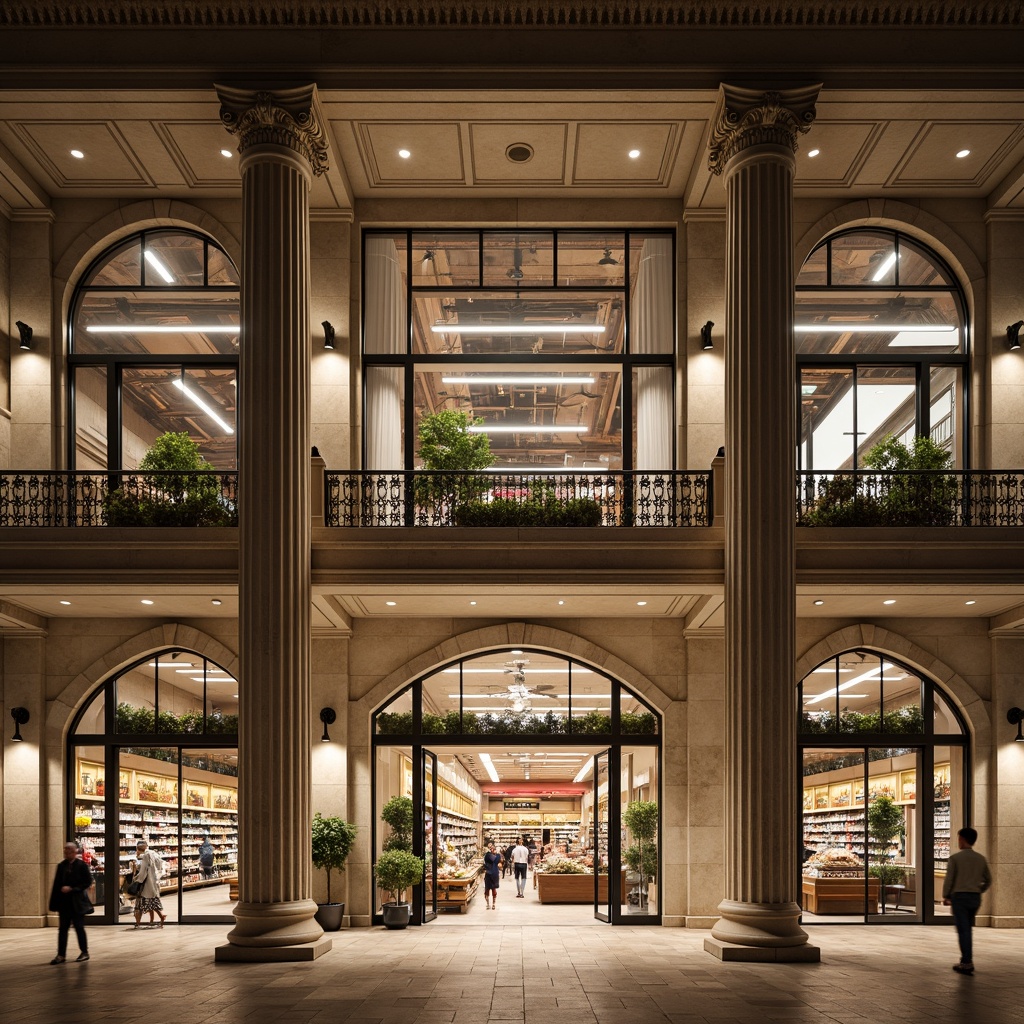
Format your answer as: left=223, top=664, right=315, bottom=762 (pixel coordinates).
left=325, top=471, right=713, bottom=527
left=0, top=471, right=238, bottom=527
left=797, top=470, right=1024, bottom=527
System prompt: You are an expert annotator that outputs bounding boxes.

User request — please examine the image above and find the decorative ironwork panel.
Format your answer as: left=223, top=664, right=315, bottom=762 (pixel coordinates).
left=326, top=471, right=712, bottom=527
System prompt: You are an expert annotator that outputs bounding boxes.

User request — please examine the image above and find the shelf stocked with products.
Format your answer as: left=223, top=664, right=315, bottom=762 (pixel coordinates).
left=933, top=799, right=950, bottom=866
left=801, top=807, right=901, bottom=862
left=436, top=808, right=481, bottom=865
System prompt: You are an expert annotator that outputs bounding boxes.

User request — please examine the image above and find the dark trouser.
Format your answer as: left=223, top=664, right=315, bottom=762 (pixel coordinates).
left=57, top=907, right=88, bottom=957
left=951, top=891, right=982, bottom=963
left=514, top=863, right=527, bottom=893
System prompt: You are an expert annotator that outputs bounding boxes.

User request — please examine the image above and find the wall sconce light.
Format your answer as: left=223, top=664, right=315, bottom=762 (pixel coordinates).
left=1008, top=707, right=1024, bottom=742
left=700, top=321, right=714, bottom=350
left=322, top=321, right=336, bottom=350
left=1008, top=321, right=1023, bottom=351
left=319, top=706, right=337, bottom=742
left=15, top=321, right=32, bottom=351
left=10, top=707, right=29, bottom=741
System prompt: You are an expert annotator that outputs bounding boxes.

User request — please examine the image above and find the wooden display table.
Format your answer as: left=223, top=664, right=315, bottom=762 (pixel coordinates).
left=802, top=874, right=879, bottom=914
left=436, top=869, right=481, bottom=913
left=536, top=869, right=627, bottom=904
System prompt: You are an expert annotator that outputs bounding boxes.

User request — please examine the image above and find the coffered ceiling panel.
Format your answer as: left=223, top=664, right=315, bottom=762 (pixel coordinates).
left=10, top=120, right=152, bottom=188
left=793, top=121, right=885, bottom=188
left=154, top=121, right=240, bottom=188
left=355, top=121, right=465, bottom=186
left=888, top=121, right=1024, bottom=189
left=572, top=121, right=681, bottom=187
left=469, top=122, right=567, bottom=184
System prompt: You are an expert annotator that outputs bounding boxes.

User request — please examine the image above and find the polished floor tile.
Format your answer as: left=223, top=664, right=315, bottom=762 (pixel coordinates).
left=1, top=923, right=1022, bottom=1024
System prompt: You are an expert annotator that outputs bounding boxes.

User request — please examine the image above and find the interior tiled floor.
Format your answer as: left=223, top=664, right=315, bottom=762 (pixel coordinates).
left=2, top=922, right=1022, bottom=1024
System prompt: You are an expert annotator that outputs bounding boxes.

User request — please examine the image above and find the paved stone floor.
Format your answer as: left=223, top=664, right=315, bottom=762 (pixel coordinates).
left=2, top=923, right=1023, bottom=1024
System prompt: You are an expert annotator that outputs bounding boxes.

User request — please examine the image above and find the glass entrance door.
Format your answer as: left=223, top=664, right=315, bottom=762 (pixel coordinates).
left=593, top=749, right=611, bottom=922
left=416, top=747, right=438, bottom=924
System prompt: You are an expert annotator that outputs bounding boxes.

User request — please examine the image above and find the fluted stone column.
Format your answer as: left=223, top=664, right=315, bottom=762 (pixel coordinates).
left=704, top=84, right=821, bottom=962
left=215, top=84, right=330, bottom=962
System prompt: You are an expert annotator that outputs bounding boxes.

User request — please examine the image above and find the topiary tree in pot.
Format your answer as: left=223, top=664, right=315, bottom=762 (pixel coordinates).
left=380, top=795, right=414, bottom=852
left=311, top=813, right=358, bottom=931
left=374, top=849, right=425, bottom=929
left=623, top=800, right=659, bottom=913
left=867, top=795, right=906, bottom=911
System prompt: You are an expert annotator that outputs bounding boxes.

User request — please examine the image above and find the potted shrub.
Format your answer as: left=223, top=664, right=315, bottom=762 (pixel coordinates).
left=867, top=795, right=906, bottom=912
left=311, top=813, right=358, bottom=931
left=623, top=800, right=659, bottom=913
left=380, top=795, right=414, bottom=851
left=415, top=409, right=494, bottom=521
left=374, top=849, right=425, bottom=929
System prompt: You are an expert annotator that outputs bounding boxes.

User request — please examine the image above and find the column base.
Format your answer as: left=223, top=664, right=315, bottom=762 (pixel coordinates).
left=216, top=937, right=332, bottom=962
left=710, top=899, right=811, bottom=948
left=224, top=898, right=324, bottom=949
left=705, top=937, right=820, bottom=962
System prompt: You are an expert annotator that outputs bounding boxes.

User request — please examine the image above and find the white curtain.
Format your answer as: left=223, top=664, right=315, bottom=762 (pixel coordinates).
left=363, top=237, right=406, bottom=469
left=630, top=237, right=674, bottom=469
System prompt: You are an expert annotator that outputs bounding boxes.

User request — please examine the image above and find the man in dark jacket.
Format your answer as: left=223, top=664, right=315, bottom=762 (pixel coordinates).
left=48, top=841, right=93, bottom=964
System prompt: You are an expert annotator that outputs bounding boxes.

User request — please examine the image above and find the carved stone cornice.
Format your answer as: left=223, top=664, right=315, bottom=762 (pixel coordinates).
left=707, top=83, right=820, bottom=176
left=2, top=3, right=1023, bottom=28
left=217, top=84, right=329, bottom=177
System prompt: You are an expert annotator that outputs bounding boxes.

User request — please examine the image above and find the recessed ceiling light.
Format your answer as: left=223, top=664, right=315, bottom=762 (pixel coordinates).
left=220, top=149, right=232, bottom=158
left=511, top=650, right=523, bottom=655
left=883, top=599, right=896, bottom=605
left=628, top=149, right=641, bottom=159
left=211, top=599, right=223, bottom=606
left=557, top=600, right=565, bottom=606
left=386, top=600, right=397, bottom=606
left=70, top=149, right=84, bottom=159
left=636, top=601, right=647, bottom=606
left=469, top=600, right=477, bottom=606
left=398, top=149, right=411, bottom=159
left=60, top=600, right=72, bottom=606
left=965, top=600, right=976, bottom=606
left=956, top=149, right=971, bottom=158
left=807, top=149, right=820, bottom=158
left=141, top=599, right=155, bottom=606
left=813, top=599, right=825, bottom=606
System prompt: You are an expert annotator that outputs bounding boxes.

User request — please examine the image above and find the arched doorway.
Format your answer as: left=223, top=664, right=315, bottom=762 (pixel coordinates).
left=68, top=647, right=239, bottom=925
left=798, top=649, right=969, bottom=924
left=371, top=647, right=661, bottom=925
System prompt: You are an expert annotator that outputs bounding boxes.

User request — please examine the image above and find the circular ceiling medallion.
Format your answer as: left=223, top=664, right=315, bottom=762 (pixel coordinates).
left=505, top=143, right=534, bottom=164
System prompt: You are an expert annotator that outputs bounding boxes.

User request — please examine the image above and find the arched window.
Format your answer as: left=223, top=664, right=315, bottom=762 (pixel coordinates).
left=796, top=229, right=968, bottom=470
left=68, top=648, right=238, bottom=925
left=69, top=229, right=239, bottom=470
left=797, top=649, right=969, bottom=925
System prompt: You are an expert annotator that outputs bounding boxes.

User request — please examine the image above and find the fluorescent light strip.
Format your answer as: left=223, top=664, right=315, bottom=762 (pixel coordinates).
left=144, top=250, right=176, bottom=283
left=441, top=375, right=596, bottom=385
left=478, top=752, right=500, bottom=783
left=173, top=379, right=235, bottom=434
left=149, top=661, right=194, bottom=668
left=573, top=760, right=593, bottom=783
left=870, top=252, right=898, bottom=282
left=795, top=324, right=956, bottom=333
left=887, top=338, right=961, bottom=348
left=803, top=662, right=895, bottom=705
left=86, top=324, right=240, bottom=334
left=442, top=667, right=593, bottom=675
left=468, top=424, right=587, bottom=434
left=431, top=324, right=605, bottom=334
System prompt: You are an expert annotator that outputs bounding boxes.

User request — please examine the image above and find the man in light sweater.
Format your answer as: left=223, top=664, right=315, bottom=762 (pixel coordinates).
left=511, top=838, right=530, bottom=898
left=942, top=826, right=991, bottom=975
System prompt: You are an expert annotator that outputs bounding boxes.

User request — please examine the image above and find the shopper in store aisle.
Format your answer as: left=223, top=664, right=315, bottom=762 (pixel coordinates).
left=502, top=842, right=515, bottom=878
left=511, top=837, right=530, bottom=898
left=131, top=839, right=168, bottom=929
left=942, top=826, right=992, bottom=975
left=48, top=841, right=93, bottom=964
left=483, top=840, right=503, bottom=910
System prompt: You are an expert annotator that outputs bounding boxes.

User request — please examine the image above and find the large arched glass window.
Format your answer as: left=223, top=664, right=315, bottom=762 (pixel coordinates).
left=797, top=649, right=969, bottom=925
left=68, top=648, right=238, bottom=926
left=796, top=229, right=968, bottom=470
left=69, top=229, right=239, bottom=470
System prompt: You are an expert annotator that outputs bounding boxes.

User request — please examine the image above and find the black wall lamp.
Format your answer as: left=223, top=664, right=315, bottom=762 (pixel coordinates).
left=322, top=320, right=336, bottom=350
left=10, top=707, right=29, bottom=741
left=319, top=706, right=337, bottom=742
left=1008, top=707, right=1024, bottom=742
left=15, top=321, right=32, bottom=351
left=700, top=320, right=714, bottom=350
left=1007, top=321, right=1023, bottom=351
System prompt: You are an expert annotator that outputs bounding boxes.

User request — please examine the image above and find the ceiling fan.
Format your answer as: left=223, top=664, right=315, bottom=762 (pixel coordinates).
left=484, top=659, right=558, bottom=712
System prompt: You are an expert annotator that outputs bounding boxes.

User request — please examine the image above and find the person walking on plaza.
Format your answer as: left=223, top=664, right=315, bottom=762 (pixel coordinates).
left=131, top=839, right=167, bottom=929
left=942, top=826, right=991, bottom=975
left=48, top=841, right=93, bottom=964
left=483, top=841, right=503, bottom=911
left=511, top=837, right=530, bottom=898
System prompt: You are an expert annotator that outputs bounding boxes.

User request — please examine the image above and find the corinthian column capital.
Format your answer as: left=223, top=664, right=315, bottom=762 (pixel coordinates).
left=707, top=83, right=820, bottom=176
left=217, top=83, right=329, bottom=177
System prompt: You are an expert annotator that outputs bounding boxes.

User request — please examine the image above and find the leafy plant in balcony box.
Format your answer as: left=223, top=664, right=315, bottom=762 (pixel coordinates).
left=414, top=410, right=494, bottom=519
left=452, top=495, right=602, bottom=527
left=311, top=813, right=358, bottom=931
left=104, top=431, right=236, bottom=527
